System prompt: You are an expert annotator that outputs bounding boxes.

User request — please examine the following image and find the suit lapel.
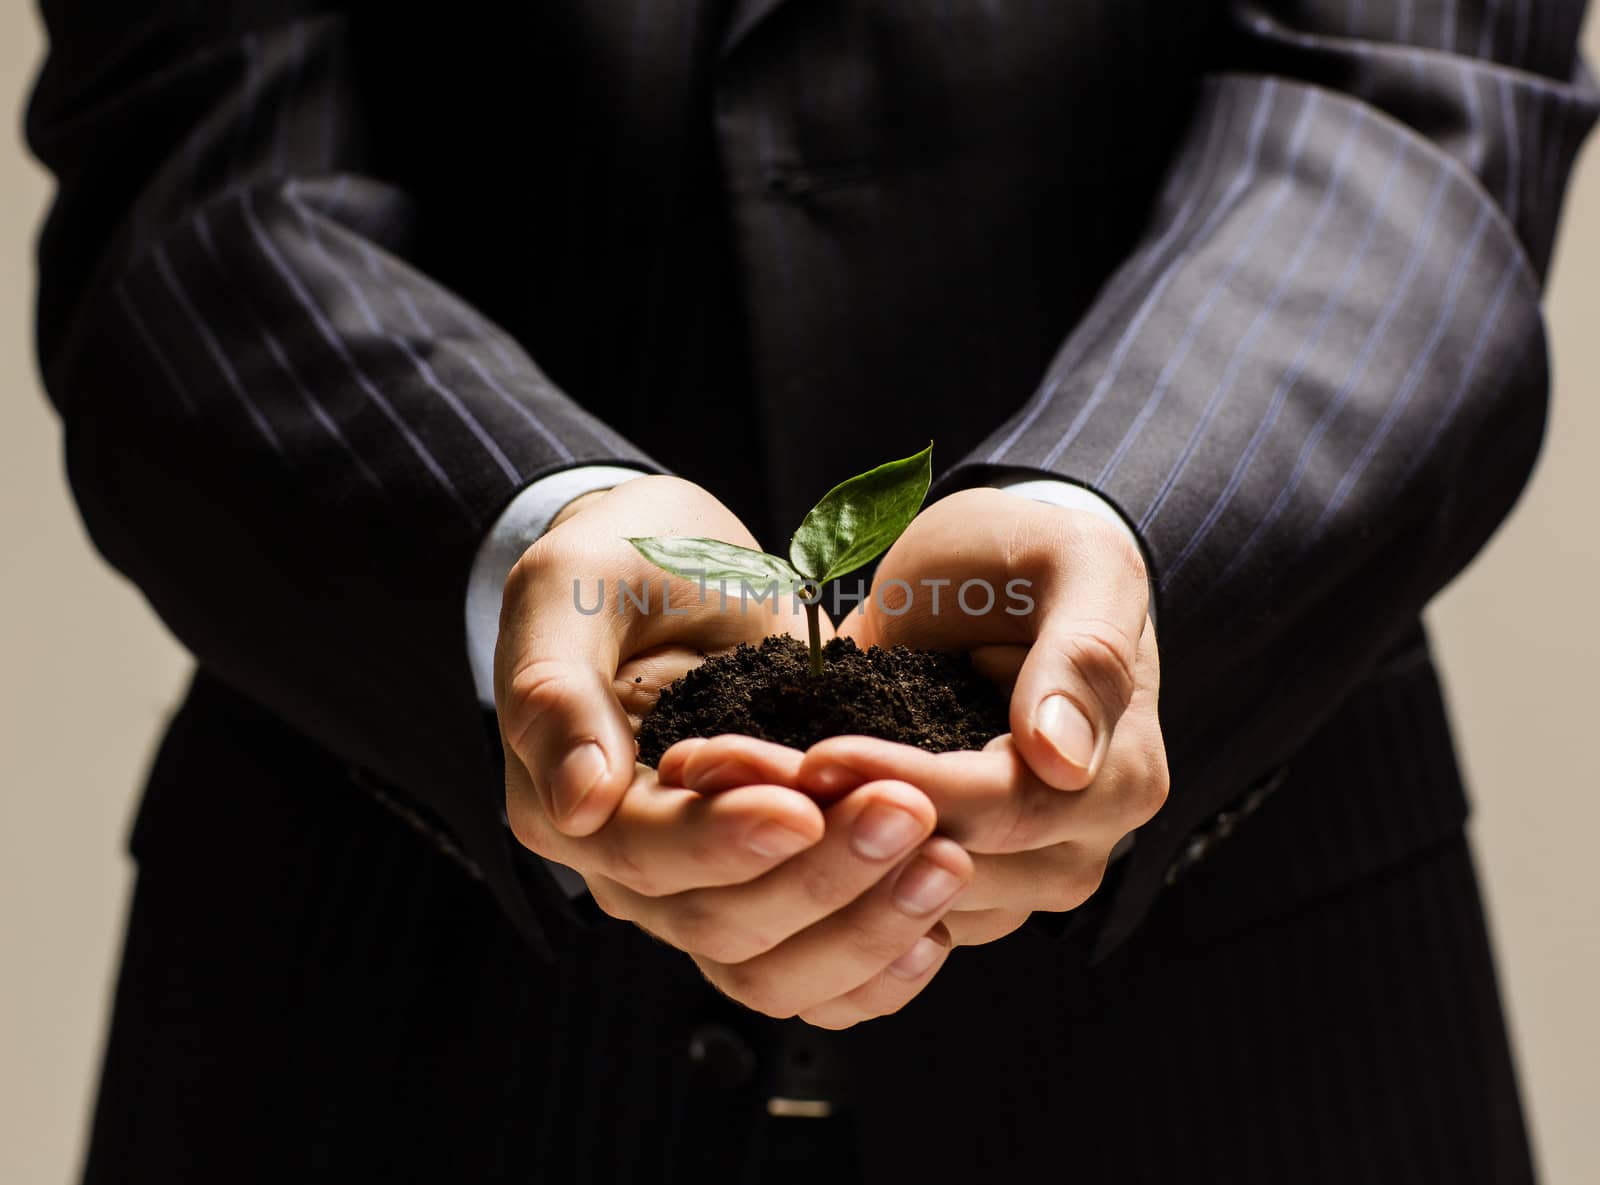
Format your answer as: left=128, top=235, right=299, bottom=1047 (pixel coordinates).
left=721, top=0, right=796, bottom=56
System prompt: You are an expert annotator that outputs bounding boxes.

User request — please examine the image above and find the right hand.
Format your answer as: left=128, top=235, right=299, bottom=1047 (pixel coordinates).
left=494, top=474, right=814, bottom=840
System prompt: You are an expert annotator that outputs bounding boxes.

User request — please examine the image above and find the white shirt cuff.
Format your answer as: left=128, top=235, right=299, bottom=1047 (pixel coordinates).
left=466, top=465, right=649, bottom=709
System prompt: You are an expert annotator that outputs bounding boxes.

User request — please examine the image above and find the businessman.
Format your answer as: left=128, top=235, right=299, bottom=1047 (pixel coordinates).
left=27, top=0, right=1596, bottom=1181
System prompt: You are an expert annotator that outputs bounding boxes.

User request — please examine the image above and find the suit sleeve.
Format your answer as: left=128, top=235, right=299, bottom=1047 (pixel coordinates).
left=940, top=0, right=1598, bottom=950
left=26, top=2, right=661, bottom=955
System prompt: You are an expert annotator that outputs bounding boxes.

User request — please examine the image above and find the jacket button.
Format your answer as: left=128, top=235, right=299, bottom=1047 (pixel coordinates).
left=687, top=1024, right=756, bottom=1087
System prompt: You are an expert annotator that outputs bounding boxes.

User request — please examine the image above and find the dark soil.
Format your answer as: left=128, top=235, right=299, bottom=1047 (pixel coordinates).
left=636, top=635, right=1010, bottom=765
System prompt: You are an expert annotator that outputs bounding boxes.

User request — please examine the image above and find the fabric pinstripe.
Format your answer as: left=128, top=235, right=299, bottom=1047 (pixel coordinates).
left=938, top=4, right=1598, bottom=956
left=26, top=0, right=1596, bottom=1179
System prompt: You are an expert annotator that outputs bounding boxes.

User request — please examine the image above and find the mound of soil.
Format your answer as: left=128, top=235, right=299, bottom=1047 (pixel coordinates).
left=635, top=635, right=1009, bottom=766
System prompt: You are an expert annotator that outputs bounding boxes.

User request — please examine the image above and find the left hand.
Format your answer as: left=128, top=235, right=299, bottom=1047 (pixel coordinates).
left=845, top=487, right=1159, bottom=791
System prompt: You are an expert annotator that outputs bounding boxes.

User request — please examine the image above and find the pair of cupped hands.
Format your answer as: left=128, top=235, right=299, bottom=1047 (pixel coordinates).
left=494, top=476, right=1168, bottom=1029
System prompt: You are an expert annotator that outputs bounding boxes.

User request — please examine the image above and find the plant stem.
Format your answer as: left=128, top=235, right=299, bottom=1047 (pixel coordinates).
left=805, top=600, right=823, bottom=677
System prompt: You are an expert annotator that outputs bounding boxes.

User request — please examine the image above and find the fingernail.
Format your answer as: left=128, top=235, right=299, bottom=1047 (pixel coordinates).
left=745, top=820, right=814, bottom=859
left=1036, top=694, right=1096, bottom=771
left=888, top=934, right=944, bottom=979
left=690, top=761, right=747, bottom=791
left=553, top=741, right=607, bottom=821
left=893, top=856, right=963, bottom=916
left=804, top=761, right=856, bottom=796
left=851, top=803, right=924, bottom=860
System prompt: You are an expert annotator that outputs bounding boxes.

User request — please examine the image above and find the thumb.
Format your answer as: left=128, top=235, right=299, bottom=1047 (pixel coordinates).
left=496, top=559, right=638, bottom=838
left=1010, top=613, right=1142, bottom=791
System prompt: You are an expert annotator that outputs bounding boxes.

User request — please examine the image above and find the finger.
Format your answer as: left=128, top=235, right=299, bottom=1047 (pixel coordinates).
left=803, top=733, right=1157, bottom=854
left=1010, top=548, right=1150, bottom=791
left=673, top=734, right=808, bottom=793
left=602, top=779, right=940, bottom=964
left=497, top=549, right=638, bottom=837
left=697, top=837, right=972, bottom=1018
left=516, top=768, right=826, bottom=897
left=796, top=922, right=954, bottom=1030
left=942, top=909, right=1030, bottom=948
left=655, top=737, right=708, bottom=788
left=957, top=844, right=1110, bottom=914
left=799, top=734, right=1096, bottom=853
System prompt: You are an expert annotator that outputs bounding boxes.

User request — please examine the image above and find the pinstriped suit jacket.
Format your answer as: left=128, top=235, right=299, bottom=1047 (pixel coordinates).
left=27, top=0, right=1597, bottom=1012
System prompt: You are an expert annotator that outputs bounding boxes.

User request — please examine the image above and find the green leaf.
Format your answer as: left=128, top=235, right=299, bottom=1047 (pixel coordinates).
left=788, top=443, right=932, bottom=584
left=627, top=536, right=801, bottom=590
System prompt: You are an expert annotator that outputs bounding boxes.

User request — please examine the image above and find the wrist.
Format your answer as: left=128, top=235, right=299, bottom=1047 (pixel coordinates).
left=987, top=475, right=1157, bottom=631
left=466, top=465, right=652, bottom=708
left=549, top=487, right=612, bottom=532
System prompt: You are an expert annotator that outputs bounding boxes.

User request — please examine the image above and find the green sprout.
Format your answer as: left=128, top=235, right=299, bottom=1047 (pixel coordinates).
left=627, top=444, right=934, bottom=676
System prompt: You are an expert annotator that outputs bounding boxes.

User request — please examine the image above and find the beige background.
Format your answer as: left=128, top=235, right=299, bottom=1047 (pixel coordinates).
left=2, top=8, right=1596, bottom=1183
